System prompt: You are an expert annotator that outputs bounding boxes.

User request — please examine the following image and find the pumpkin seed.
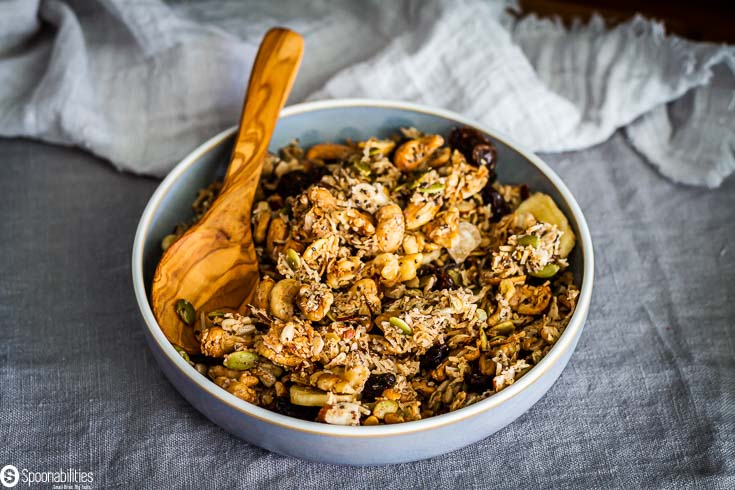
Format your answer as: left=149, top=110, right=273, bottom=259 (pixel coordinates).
left=488, top=320, right=515, bottom=336
left=373, top=400, right=399, bottom=419
left=529, top=263, right=560, bottom=279
left=447, top=269, right=462, bottom=286
left=223, top=351, right=259, bottom=371
left=207, top=310, right=227, bottom=320
left=389, top=316, right=413, bottom=335
left=518, top=235, right=540, bottom=248
left=408, top=170, right=430, bottom=189
left=290, top=385, right=328, bottom=406
left=174, top=299, right=195, bottom=325
left=476, top=308, right=488, bottom=323
left=418, top=182, right=445, bottom=194
left=285, top=248, right=301, bottom=270
left=479, top=326, right=488, bottom=351
left=173, top=345, right=190, bottom=363
left=354, top=161, right=372, bottom=176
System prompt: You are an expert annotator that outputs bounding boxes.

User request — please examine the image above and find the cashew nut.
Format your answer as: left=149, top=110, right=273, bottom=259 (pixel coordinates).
left=254, top=276, right=276, bottom=311
left=266, top=215, right=288, bottom=259
left=395, top=253, right=423, bottom=283
left=310, top=364, right=369, bottom=394
left=252, top=201, right=271, bottom=244
left=427, top=146, right=451, bottom=167
left=394, top=135, right=444, bottom=171
left=402, top=234, right=420, bottom=254
left=371, top=253, right=400, bottom=282
left=208, top=364, right=243, bottom=380
left=306, top=143, right=357, bottom=162
left=269, top=278, right=301, bottom=321
left=404, top=201, right=441, bottom=230
left=423, top=206, right=460, bottom=248
left=375, top=204, right=405, bottom=252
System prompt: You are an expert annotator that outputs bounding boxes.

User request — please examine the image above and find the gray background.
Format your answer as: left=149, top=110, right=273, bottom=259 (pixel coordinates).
left=1, top=133, right=733, bottom=488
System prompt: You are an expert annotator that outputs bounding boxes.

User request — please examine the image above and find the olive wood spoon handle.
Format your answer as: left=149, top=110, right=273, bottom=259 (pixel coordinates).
left=151, top=28, right=304, bottom=353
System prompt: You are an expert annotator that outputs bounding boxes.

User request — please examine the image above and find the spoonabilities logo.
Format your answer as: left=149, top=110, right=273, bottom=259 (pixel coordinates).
left=0, top=465, right=19, bottom=488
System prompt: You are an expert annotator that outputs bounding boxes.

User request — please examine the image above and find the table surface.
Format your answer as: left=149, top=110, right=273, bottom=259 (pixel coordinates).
left=1, top=134, right=733, bottom=489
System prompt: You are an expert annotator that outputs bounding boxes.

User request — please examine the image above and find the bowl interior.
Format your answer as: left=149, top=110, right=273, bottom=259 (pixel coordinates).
left=141, top=105, right=585, bottom=294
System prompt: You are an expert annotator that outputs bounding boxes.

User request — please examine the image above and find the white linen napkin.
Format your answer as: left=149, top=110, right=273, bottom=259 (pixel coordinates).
left=0, top=0, right=733, bottom=186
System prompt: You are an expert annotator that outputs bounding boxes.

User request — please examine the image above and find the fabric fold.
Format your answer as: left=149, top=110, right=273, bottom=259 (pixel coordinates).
left=0, top=0, right=732, bottom=186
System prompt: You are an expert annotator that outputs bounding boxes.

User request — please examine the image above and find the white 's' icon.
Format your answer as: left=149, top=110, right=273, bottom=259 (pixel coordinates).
left=0, top=465, right=19, bottom=488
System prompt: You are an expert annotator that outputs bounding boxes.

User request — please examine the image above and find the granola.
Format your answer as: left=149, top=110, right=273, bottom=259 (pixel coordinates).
left=164, top=126, right=580, bottom=426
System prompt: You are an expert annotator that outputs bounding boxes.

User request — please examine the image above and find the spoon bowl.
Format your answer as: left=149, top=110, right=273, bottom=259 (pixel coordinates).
left=151, top=28, right=303, bottom=353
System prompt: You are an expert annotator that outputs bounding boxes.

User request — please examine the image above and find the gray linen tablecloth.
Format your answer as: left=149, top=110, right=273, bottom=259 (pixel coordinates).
left=1, top=132, right=733, bottom=488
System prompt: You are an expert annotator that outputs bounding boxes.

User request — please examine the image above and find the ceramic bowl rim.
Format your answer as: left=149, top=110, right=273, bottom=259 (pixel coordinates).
left=132, top=98, right=594, bottom=438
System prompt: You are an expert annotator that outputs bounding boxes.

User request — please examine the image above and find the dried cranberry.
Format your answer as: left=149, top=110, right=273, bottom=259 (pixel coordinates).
left=471, top=144, right=497, bottom=171
left=272, top=397, right=320, bottom=421
left=361, top=373, right=396, bottom=402
left=419, top=265, right=457, bottom=290
left=466, top=373, right=493, bottom=393
left=449, top=127, right=487, bottom=156
left=449, top=127, right=497, bottom=168
left=518, top=349, right=535, bottom=362
left=481, top=185, right=511, bottom=222
left=275, top=170, right=310, bottom=197
left=421, top=343, right=449, bottom=371
left=519, top=184, right=531, bottom=201
left=275, top=166, right=328, bottom=197
left=187, top=354, right=221, bottom=366
left=435, top=269, right=456, bottom=290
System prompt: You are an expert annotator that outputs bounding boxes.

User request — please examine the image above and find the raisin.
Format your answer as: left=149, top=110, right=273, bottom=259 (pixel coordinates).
left=436, top=269, right=456, bottom=290
left=449, top=127, right=497, bottom=168
left=187, top=354, right=222, bottom=366
left=466, top=373, right=493, bottom=393
left=449, top=127, right=486, bottom=157
left=275, top=170, right=310, bottom=197
left=471, top=144, right=497, bottom=171
left=518, top=349, right=535, bottom=362
left=275, top=166, right=328, bottom=197
left=419, top=265, right=457, bottom=290
left=481, top=185, right=511, bottom=222
left=421, top=343, right=449, bottom=371
left=271, top=397, right=320, bottom=421
left=361, top=373, right=396, bottom=402
left=519, top=183, right=531, bottom=201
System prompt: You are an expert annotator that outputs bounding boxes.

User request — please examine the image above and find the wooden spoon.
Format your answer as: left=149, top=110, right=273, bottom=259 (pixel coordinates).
left=151, top=28, right=304, bottom=354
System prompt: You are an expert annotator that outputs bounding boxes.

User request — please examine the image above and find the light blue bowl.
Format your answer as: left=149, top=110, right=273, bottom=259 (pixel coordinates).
left=132, top=99, right=594, bottom=465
